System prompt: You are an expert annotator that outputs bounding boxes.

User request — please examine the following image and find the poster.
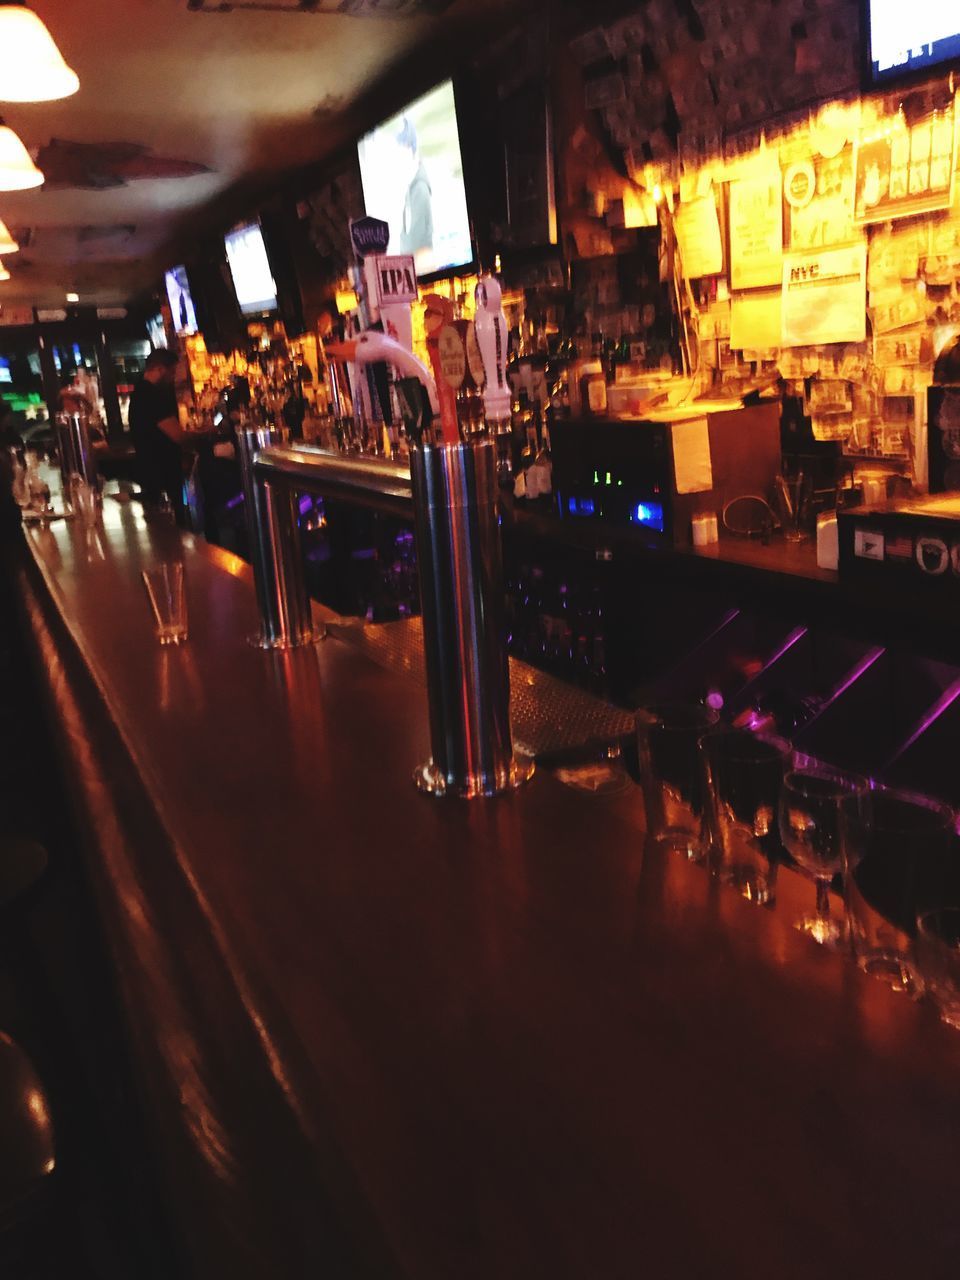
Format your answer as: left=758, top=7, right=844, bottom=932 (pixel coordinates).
left=672, top=417, right=713, bottom=494
left=729, top=169, right=783, bottom=290
left=781, top=243, right=867, bottom=348
left=805, top=380, right=853, bottom=415
left=874, top=330, right=927, bottom=368
left=868, top=223, right=924, bottom=290
left=730, top=289, right=782, bottom=351
left=787, top=148, right=856, bottom=250
left=872, top=288, right=926, bottom=334
left=853, top=101, right=956, bottom=225
left=675, top=195, right=723, bottom=278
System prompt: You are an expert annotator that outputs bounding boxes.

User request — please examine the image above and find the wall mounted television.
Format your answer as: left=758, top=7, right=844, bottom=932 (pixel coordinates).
left=357, top=78, right=473, bottom=279
left=224, top=220, right=278, bottom=316
left=165, top=264, right=198, bottom=335
left=865, top=0, right=960, bottom=86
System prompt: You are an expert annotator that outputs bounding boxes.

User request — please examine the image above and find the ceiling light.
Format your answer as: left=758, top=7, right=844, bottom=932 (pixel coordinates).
left=0, top=260, right=10, bottom=282
left=0, top=217, right=17, bottom=253
left=65, top=291, right=78, bottom=303
left=0, top=5, right=79, bottom=103
left=0, top=119, right=43, bottom=190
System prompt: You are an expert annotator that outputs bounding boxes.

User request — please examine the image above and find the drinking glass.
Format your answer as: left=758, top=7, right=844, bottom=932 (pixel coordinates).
left=774, top=471, right=812, bottom=543
left=636, top=702, right=720, bottom=860
left=74, top=481, right=99, bottom=529
left=702, top=729, right=791, bottom=906
left=142, top=563, right=187, bottom=646
left=915, top=909, right=960, bottom=1029
left=845, top=787, right=955, bottom=993
left=778, top=768, right=870, bottom=947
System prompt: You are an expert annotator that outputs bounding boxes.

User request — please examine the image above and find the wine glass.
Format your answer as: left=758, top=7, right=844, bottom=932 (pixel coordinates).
left=778, top=768, right=871, bottom=947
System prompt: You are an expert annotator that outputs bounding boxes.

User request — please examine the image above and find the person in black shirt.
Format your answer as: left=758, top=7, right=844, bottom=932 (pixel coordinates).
left=128, top=349, right=186, bottom=521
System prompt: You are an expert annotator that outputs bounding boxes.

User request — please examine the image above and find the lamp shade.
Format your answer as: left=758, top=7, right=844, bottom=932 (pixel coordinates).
left=0, top=121, right=42, bottom=190
left=0, top=218, right=19, bottom=254
left=0, top=5, right=78, bottom=103
left=0, top=260, right=10, bottom=282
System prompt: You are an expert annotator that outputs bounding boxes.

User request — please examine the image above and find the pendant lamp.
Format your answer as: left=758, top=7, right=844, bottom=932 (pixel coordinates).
left=0, top=119, right=42, bottom=190
left=0, top=218, right=18, bottom=253
left=0, top=261, right=10, bottom=282
left=0, top=5, right=78, bottom=103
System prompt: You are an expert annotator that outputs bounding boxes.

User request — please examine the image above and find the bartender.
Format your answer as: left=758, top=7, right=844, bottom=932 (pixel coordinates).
left=129, top=349, right=187, bottom=522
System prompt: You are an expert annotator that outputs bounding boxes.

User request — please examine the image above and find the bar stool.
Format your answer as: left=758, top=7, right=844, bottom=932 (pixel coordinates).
left=0, top=838, right=48, bottom=914
left=0, top=1030, right=56, bottom=1258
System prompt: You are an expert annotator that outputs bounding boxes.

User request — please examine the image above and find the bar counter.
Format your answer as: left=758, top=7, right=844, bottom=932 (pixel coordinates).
left=11, top=495, right=960, bottom=1278
left=510, top=504, right=960, bottom=663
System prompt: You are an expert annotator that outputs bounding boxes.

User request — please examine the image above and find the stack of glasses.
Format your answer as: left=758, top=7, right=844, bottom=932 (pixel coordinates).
left=636, top=704, right=960, bottom=1029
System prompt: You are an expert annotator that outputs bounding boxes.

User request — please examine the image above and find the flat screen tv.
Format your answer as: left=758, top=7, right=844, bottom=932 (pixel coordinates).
left=165, top=264, right=198, bottom=336
left=357, top=78, right=472, bottom=278
left=866, top=0, right=960, bottom=85
left=224, top=221, right=278, bottom=316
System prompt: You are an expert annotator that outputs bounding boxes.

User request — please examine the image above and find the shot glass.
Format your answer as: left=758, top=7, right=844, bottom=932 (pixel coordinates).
left=142, top=563, right=187, bottom=646
left=702, top=728, right=791, bottom=906
left=845, top=787, right=955, bottom=994
left=636, top=702, right=720, bottom=860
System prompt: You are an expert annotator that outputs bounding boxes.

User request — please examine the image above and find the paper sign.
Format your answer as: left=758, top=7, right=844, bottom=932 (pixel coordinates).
left=373, top=255, right=418, bottom=306
left=730, top=289, right=782, bottom=351
left=675, top=195, right=723, bottom=278
left=781, top=243, right=867, bottom=348
left=672, top=417, right=713, bottom=495
left=729, top=171, right=783, bottom=290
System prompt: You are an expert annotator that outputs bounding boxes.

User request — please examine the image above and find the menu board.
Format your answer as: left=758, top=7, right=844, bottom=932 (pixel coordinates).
left=729, top=169, right=784, bottom=290
left=854, top=101, right=956, bottom=225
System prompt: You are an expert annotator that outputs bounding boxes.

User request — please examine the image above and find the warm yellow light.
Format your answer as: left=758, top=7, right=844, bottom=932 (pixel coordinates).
left=0, top=216, right=17, bottom=253
left=335, top=288, right=359, bottom=314
left=0, top=5, right=79, bottom=103
left=0, top=259, right=10, bottom=282
left=65, top=291, right=78, bottom=303
left=652, top=184, right=664, bottom=204
left=623, top=187, right=657, bottom=228
left=0, top=120, right=42, bottom=190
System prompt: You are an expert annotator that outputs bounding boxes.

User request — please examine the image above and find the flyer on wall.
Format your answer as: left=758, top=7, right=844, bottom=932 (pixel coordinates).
left=781, top=243, right=867, bottom=348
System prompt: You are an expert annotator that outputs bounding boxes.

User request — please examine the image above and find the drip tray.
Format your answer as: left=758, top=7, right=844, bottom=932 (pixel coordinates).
left=327, top=616, right=636, bottom=761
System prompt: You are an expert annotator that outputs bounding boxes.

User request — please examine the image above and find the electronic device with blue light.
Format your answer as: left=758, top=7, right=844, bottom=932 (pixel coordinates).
left=550, top=404, right=782, bottom=548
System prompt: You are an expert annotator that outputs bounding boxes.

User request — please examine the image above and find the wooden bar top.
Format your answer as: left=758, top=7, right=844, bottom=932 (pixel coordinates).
left=14, top=495, right=960, bottom=1279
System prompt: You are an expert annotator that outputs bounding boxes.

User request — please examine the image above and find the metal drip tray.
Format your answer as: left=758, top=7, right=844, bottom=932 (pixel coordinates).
left=327, top=616, right=636, bottom=760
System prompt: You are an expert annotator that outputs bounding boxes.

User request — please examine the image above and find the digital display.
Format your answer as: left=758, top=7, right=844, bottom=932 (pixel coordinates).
left=224, top=221, right=278, bottom=316
left=868, top=0, right=960, bottom=84
left=165, top=264, right=197, bottom=336
left=357, top=79, right=472, bottom=278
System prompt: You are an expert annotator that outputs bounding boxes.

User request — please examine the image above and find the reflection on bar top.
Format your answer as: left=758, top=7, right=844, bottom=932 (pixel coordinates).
left=639, top=399, right=766, bottom=422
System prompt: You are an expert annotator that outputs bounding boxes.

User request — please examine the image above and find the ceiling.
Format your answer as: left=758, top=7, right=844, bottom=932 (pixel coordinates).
left=0, top=0, right=509, bottom=310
